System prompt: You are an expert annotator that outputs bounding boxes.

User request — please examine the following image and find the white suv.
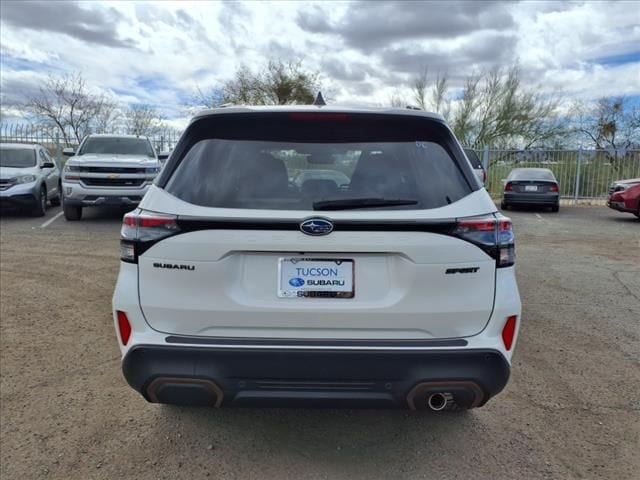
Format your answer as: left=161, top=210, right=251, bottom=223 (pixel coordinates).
left=112, top=106, right=521, bottom=411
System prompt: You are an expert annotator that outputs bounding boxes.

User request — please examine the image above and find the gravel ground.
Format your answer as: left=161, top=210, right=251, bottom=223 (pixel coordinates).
left=1, top=205, right=638, bottom=480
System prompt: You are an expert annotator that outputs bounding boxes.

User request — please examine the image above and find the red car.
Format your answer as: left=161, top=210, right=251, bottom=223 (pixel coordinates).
left=607, top=179, right=640, bottom=218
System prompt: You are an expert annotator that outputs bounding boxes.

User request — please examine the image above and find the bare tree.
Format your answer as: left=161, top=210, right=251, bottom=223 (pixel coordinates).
left=222, top=60, right=318, bottom=105
left=412, top=68, right=428, bottom=110
left=573, top=97, right=639, bottom=150
left=432, top=73, right=450, bottom=118
left=124, top=104, right=163, bottom=136
left=410, top=70, right=451, bottom=117
left=93, top=98, right=121, bottom=134
left=25, top=72, right=109, bottom=145
left=388, top=90, right=407, bottom=108
left=570, top=97, right=640, bottom=170
left=191, top=86, right=225, bottom=108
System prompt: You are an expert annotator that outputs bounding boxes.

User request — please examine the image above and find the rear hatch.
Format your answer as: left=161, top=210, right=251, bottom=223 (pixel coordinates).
left=131, top=111, right=500, bottom=341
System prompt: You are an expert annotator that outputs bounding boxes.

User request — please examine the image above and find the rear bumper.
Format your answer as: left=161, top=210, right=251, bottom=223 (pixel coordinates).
left=0, top=193, right=38, bottom=208
left=607, top=200, right=634, bottom=213
left=0, top=183, right=39, bottom=208
left=122, top=345, right=510, bottom=409
left=503, top=192, right=559, bottom=205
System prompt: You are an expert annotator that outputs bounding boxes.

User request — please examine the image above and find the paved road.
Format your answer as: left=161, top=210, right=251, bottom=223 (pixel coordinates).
left=1, top=205, right=638, bottom=480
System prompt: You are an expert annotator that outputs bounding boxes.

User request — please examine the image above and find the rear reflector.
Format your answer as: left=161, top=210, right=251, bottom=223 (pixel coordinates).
left=116, top=311, right=132, bottom=346
left=502, top=315, right=517, bottom=351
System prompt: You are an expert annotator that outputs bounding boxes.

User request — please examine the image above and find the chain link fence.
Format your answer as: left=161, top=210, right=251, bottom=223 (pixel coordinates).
left=0, top=123, right=182, bottom=165
left=472, top=148, right=640, bottom=201
left=1, top=123, right=638, bottom=201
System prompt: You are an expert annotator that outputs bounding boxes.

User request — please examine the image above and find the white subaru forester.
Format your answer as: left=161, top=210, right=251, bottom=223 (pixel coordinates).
left=112, top=105, right=521, bottom=411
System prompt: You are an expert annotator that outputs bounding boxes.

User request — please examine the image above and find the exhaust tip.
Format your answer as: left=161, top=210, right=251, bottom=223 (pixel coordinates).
left=146, top=377, right=224, bottom=407
left=427, top=392, right=450, bottom=411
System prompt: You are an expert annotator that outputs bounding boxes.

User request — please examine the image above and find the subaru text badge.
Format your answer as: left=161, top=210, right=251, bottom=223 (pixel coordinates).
left=300, top=218, right=333, bottom=236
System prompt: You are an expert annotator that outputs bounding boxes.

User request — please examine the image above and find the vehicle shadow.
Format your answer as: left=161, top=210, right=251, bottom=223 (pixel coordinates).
left=78, top=206, right=133, bottom=222
left=0, top=206, right=48, bottom=218
left=155, top=406, right=487, bottom=474
left=501, top=205, right=557, bottom=213
left=604, top=214, right=640, bottom=223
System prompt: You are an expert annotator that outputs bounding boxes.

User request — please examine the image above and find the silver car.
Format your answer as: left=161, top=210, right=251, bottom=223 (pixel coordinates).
left=0, top=143, right=61, bottom=216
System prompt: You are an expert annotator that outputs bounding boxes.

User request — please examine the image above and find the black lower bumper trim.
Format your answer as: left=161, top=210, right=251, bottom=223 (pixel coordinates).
left=0, top=194, right=37, bottom=208
left=122, top=345, right=510, bottom=409
left=63, top=197, right=141, bottom=207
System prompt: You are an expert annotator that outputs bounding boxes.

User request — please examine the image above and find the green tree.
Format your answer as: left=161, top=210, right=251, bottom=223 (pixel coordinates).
left=222, top=60, right=319, bottom=105
left=411, top=65, right=564, bottom=148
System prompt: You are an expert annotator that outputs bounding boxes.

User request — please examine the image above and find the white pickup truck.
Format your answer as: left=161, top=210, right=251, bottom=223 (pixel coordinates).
left=61, top=134, right=166, bottom=220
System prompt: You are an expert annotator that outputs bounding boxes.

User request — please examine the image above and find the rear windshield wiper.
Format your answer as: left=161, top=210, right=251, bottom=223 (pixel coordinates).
left=313, top=197, right=419, bottom=211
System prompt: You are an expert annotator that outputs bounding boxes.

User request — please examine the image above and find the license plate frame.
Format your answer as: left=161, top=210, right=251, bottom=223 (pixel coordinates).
left=278, top=258, right=355, bottom=299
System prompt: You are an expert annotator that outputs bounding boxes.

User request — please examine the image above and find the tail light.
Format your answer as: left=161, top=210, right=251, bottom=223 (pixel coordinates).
left=504, top=182, right=513, bottom=191
left=451, top=214, right=515, bottom=267
left=501, top=315, right=518, bottom=350
left=116, top=311, right=132, bottom=346
left=549, top=183, right=559, bottom=192
left=120, top=209, right=179, bottom=263
left=482, top=168, right=487, bottom=184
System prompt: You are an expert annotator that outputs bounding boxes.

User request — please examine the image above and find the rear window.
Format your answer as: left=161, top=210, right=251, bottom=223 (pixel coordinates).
left=508, top=169, right=556, bottom=181
left=463, top=148, right=483, bottom=169
left=163, top=114, right=475, bottom=211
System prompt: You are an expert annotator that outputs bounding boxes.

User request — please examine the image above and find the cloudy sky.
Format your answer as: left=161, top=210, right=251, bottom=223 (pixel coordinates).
left=1, top=0, right=639, bottom=128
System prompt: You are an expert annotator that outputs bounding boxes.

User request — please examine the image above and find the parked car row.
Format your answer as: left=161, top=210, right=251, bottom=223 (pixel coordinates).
left=0, top=135, right=168, bottom=219
left=61, top=134, right=167, bottom=221
left=501, top=168, right=560, bottom=212
left=607, top=178, right=640, bottom=218
left=0, top=143, right=62, bottom=216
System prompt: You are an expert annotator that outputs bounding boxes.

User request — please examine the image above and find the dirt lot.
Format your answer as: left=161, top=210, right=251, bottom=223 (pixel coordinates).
left=1, top=205, right=638, bottom=480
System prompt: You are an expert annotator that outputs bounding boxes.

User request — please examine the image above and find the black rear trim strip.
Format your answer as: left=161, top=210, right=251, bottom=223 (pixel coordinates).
left=165, top=335, right=468, bottom=348
left=176, top=217, right=457, bottom=233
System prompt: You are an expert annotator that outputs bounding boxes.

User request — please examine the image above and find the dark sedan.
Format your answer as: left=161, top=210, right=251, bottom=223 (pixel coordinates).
left=501, top=168, right=560, bottom=212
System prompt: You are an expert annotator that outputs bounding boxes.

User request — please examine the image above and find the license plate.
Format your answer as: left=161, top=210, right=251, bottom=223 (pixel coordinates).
left=525, top=185, right=538, bottom=192
left=278, top=258, right=354, bottom=298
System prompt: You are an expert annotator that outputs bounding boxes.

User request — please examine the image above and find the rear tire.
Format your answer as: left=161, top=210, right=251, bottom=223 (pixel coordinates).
left=63, top=201, right=82, bottom=221
left=31, top=186, right=47, bottom=217
left=500, top=201, right=508, bottom=210
left=50, top=183, right=62, bottom=206
left=551, top=203, right=559, bottom=212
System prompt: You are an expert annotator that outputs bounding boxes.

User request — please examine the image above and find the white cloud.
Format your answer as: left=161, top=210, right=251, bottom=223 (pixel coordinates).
left=0, top=0, right=638, bottom=128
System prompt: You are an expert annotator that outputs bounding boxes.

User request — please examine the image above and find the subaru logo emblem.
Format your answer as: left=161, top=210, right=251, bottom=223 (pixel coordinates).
left=289, top=277, right=305, bottom=287
left=300, top=218, right=334, bottom=236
